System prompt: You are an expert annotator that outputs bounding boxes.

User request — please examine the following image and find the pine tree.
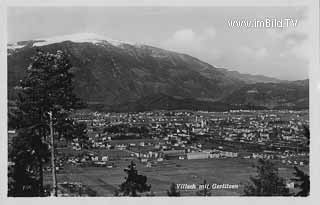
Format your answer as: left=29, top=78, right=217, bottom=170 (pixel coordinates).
left=9, top=50, right=83, bottom=196
left=243, top=159, right=290, bottom=196
left=167, top=183, right=180, bottom=196
left=290, top=124, right=310, bottom=197
left=8, top=128, right=50, bottom=196
left=292, top=166, right=309, bottom=196
left=302, top=125, right=310, bottom=149
left=117, top=161, right=151, bottom=196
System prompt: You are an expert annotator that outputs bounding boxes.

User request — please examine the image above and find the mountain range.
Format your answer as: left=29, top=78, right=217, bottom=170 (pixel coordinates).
left=7, top=33, right=309, bottom=112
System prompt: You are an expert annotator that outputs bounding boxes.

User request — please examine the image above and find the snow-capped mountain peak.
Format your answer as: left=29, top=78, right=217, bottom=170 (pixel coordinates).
left=8, top=33, right=138, bottom=50
left=33, top=32, right=133, bottom=47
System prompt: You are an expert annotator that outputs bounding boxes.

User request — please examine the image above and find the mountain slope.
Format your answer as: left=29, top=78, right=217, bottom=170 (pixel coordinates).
left=223, top=80, right=309, bottom=109
left=216, top=68, right=285, bottom=84
left=7, top=33, right=308, bottom=111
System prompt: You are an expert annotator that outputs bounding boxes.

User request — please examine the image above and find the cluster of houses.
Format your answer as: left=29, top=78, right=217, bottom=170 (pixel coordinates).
left=61, top=110, right=310, bottom=169
left=281, top=159, right=305, bottom=166
left=136, top=149, right=239, bottom=161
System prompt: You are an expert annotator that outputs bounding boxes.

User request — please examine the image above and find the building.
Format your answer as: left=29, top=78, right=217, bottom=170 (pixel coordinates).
left=220, top=151, right=238, bottom=158
left=162, top=149, right=186, bottom=160
left=187, top=152, right=210, bottom=160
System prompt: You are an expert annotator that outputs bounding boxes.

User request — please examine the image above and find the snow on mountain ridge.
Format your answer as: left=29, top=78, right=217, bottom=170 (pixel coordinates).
left=8, top=33, right=185, bottom=61
left=33, top=33, right=134, bottom=47
left=7, top=33, right=140, bottom=50
left=7, top=43, right=25, bottom=50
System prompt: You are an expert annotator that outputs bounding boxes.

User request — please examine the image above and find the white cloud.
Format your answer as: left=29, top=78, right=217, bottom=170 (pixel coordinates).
left=162, top=27, right=219, bottom=59
left=201, top=27, right=216, bottom=40
left=159, top=9, right=309, bottom=81
left=266, top=17, right=309, bottom=60
left=171, top=29, right=197, bottom=43
left=239, top=46, right=268, bottom=59
left=256, top=47, right=268, bottom=58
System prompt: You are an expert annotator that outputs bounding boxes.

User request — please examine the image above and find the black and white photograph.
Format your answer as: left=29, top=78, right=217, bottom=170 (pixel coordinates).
left=1, top=0, right=320, bottom=201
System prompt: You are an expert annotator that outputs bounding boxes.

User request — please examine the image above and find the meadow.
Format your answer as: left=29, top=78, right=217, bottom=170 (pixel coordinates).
left=44, top=158, right=306, bottom=196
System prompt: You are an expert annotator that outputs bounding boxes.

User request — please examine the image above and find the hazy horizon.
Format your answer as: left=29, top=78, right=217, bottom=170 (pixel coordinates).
left=7, top=7, right=310, bottom=80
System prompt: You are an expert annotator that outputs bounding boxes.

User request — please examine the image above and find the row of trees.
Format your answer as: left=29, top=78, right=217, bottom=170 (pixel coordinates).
left=243, top=159, right=310, bottom=196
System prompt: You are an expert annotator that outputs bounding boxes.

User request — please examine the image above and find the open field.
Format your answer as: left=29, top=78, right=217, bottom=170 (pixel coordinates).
left=44, top=158, right=308, bottom=196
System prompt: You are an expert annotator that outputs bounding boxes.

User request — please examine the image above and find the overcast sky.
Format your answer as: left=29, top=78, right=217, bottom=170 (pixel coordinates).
left=7, top=7, right=310, bottom=80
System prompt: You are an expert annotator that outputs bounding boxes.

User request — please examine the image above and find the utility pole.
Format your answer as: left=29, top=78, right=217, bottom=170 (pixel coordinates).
left=49, top=111, right=58, bottom=196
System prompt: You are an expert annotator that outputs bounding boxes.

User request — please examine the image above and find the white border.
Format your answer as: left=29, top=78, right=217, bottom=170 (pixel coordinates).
left=2, top=0, right=314, bottom=7
left=0, top=1, right=319, bottom=205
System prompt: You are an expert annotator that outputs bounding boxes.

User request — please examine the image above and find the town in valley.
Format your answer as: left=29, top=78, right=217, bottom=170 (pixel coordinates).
left=9, top=109, right=308, bottom=196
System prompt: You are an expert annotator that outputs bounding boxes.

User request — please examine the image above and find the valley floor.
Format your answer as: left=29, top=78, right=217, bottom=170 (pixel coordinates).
left=44, top=158, right=308, bottom=196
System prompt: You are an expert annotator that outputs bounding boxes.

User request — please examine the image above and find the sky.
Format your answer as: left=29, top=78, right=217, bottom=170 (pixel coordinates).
left=7, top=7, right=310, bottom=80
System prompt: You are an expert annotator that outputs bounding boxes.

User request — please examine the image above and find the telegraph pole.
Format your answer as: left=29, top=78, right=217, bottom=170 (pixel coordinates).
left=49, top=111, right=58, bottom=196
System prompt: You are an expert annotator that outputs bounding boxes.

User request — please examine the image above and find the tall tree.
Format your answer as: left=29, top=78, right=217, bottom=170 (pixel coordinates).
left=117, top=161, right=151, bottom=196
left=290, top=124, right=310, bottom=196
left=8, top=128, right=50, bottom=196
left=302, top=125, right=310, bottom=148
left=9, top=50, right=83, bottom=197
left=243, top=159, right=290, bottom=196
left=292, top=166, right=310, bottom=196
left=167, top=183, right=180, bottom=196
